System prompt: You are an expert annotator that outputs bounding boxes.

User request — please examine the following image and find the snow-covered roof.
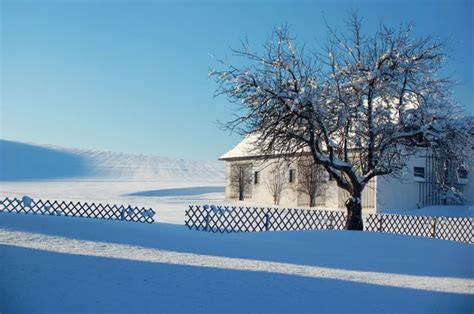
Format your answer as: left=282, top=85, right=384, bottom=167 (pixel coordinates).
left=219, top=134, right=261, bottom=160
left=219, top=133, right=312, bottom=160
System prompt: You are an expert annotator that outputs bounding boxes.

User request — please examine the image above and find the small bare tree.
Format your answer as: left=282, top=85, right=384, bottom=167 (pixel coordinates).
left=432, top=150, right=464, bottom=204
left=211, top=13, right=471, bottom=230
left=265, top=161, right=288, bottom=205
left=297, top=159, right=326, bottom=207
left=429, top=118, right=473, bottom=204
left=229, top=163, right=253, bottom=201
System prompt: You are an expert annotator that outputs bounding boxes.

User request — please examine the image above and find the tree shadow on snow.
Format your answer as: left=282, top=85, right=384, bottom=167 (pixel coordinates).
left=125, top=186, right=225, bottom=197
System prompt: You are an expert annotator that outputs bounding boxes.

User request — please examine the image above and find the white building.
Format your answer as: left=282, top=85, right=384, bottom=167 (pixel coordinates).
left=219, top=136, right=473, bottom=213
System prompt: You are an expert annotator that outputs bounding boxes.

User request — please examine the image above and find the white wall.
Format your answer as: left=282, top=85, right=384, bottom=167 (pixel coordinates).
left=325, top=180, right=340, bottom=209
left=223, top=153, right=473, bottom=212
left=376, top=156, right=424, bottom=211
left=376, top=174, right=420, bottom=211
left=376, top=154, right=473, bottom=211
left=249, top=159, right=298, bottom=207
left=224, top=158, right=349, bottom=211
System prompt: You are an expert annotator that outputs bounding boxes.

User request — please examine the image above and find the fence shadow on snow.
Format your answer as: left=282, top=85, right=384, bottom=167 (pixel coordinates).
left=185, top=205, right=473, bottom=244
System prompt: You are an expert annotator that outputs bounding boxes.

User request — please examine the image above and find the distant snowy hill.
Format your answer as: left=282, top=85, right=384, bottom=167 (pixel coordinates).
left=0, top=140, right=224, bottom=182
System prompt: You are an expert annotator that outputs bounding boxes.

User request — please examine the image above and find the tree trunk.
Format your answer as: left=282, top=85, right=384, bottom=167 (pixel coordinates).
left=345, top=194, right=363, bottom=230
left=239, top=187, right=244, bottom=201
left=309, top=194, right=315, bottom=207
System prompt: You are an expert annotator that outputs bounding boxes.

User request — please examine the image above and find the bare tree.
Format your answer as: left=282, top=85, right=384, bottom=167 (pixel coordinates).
left=265, top=161, right=288, bottom=205
left=434, top=117, right=474, bottom=204
left=211, top=13, right=471, bottom=230
left=297, top=159, right=326, bottom=207
left=229, top=163, right=253, bottom=201
left=431, top=150, right=464, bottom=204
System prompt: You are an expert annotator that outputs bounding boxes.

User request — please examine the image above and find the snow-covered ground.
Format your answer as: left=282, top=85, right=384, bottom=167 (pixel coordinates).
left=1, top=140, right=473, bottom=312
left=0, top=139, right=226, bottom=223
left=1, top=213, right=473, bottom=313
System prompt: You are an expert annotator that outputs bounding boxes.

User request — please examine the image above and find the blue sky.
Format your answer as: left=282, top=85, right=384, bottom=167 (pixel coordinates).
left=1, top=0, right=473, bottom=161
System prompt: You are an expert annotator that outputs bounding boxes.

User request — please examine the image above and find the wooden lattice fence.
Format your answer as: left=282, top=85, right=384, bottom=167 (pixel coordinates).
left=0, top=196, right=156, bottom=224
left=365, top=214, right=473, bottom=243
left=185, top=205, right=473, bottom=243
left=185, top=205, right=346, bottom=233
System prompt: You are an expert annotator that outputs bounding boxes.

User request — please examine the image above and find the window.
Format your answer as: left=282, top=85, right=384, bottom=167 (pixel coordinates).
left=414, top=167, right=425, bottom=179
left=254, top=171, right=259, bottom=184
left=289, top=169, right=295, bottom=183
left=458, top=169, right=468, bottom=179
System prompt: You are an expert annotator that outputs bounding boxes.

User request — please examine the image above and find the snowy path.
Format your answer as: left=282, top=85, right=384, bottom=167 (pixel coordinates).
left=1, top=228, right=472, bottom=295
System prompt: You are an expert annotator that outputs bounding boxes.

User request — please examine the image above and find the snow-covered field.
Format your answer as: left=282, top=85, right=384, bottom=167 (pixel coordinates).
left=1, top=213, right=473, bottom=313
left=1, top=140, right=473, bottom=313
left=0, top=139, right=226, bottom=223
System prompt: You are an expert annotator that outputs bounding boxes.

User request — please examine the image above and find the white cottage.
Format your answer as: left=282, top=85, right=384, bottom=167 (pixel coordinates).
left=219, top=135, right=474, bottom=213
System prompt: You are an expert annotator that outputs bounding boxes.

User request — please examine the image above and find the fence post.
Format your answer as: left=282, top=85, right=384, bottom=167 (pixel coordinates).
left=329, top=212, right=334, bottom=230
left=120, top=206, right=125, bottom=221
left=264, top=213, right=270, bottom=231
left=379, top=215, right=383, bottom=232
left=205, top=211, right=210, bottom=232
left=432, top=218, right=437, bottom=238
